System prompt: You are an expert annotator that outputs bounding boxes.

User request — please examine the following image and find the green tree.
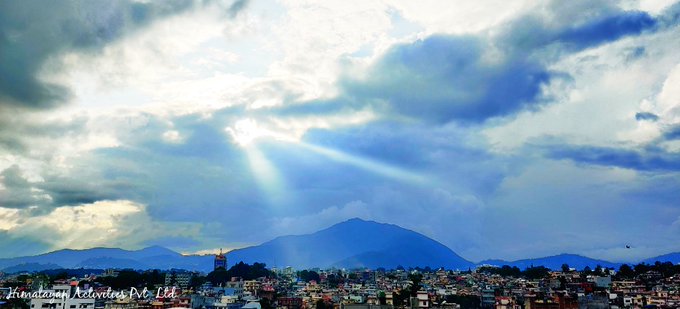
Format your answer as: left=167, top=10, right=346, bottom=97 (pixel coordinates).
left=378, top=291, right=387, bottom=305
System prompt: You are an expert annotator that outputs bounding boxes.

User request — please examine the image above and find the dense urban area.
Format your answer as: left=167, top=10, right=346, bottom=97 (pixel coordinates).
left=1, top=253, right=680, bottom=309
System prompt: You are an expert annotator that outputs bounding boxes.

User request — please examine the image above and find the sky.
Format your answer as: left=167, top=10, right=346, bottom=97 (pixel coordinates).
left=1, top=0, right=680, bottom=263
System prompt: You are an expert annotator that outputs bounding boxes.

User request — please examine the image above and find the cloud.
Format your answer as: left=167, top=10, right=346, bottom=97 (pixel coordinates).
left=0, top=0, right=247, bottom=109
left=636, top=112, right=660, bottom=121
left=340, top=35, right=551, bottom=124
left=0, top=164, right=128, bottom=210
left=547, top=144, right=680, bottom=171
left=556, top=11, right=657, bottom=50
left=323, top=4, right=667, bottom=125
left=0, top=200, right=201, bottom=257
left=500, top=2, right=660, bottom=54
left=665, top=125, right=680, bottom=140
left=0, top=165, right=52, bottom=209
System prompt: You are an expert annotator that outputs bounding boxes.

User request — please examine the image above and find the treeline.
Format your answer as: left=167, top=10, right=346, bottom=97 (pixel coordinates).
left=477, top=265, right=550, bottom=279
left=2, top=263, right=273, bottom=290
left=205, top=261, right=272, bottom=285
left=615, top=261, right=680, bottom=279
left=97, top=270, right=166, bottom=289
left=477, top=261, right=680, bottom=280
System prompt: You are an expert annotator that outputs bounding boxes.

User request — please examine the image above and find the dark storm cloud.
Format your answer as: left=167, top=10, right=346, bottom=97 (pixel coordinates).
left=547, top=144, right=680, bottom=172
left=341, top=35, right=551, bottom=124
left=0, top=165, right=49, bottom=208
left=0, top=0, right=246, bottom=109
left=0, top=114, right=86, bottom=155
left=0, top=164, right=124, bottom=209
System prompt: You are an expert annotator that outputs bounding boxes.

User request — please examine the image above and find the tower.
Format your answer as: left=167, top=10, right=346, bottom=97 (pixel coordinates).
left=214, top=248, right=227, bottom=270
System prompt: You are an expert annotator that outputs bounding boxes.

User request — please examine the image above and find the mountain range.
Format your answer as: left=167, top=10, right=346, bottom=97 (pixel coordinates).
left=1, top=218, right=679, bottom=273
left=0, top=246, right=213, bottom=273
left=479, top=254, right=622, bottom=270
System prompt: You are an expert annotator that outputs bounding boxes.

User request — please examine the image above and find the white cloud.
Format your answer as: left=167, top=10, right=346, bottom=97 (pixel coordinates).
left=385, top=0, right=536, bottom=35
left=484, top=26, right=680, bottom=151
left=269, top=200, right=372, bottom=237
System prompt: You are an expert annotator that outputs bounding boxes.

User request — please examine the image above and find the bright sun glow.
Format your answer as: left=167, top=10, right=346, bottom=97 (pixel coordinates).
left=226, top=118, right=298, bottom=147
left=226, top=119, right=267, bottom=146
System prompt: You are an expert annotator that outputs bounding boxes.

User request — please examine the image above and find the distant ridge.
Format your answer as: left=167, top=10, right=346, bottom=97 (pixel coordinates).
left=478, top=253, right=622, bottom=270
left=0, top=246, right=214, bottom=273
left=2, top=219, right=680, bottom=273
left=642, top=252, right=680, bottom=265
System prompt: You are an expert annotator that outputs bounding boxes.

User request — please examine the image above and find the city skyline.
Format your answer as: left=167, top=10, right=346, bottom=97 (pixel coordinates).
left=1, top=0, right=680, bottom=263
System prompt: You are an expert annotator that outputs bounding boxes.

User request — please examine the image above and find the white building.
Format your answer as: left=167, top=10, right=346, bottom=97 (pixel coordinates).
left=29, top=285, right=95, bottom=309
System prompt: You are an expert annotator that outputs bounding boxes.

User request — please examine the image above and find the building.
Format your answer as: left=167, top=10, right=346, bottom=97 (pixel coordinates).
left=165, top=272, right=192, bottom=289
left=524, top=293, right=578, bottom=309
left=29, top=285, right=95, bottom=309
left=215, top=249, right=228, bottom=270
left=277, top=297, right=303, bottom=309
left=410, top=291, right=429, bottom=309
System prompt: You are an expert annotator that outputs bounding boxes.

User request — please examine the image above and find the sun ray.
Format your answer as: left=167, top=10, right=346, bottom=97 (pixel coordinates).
left=242, top=145, right=292, bottom=208
left=298, top=142, right=429, bottom=185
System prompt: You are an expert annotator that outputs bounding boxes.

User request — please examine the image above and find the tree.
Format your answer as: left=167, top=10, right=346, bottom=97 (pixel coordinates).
left=618, top=264, right=634, bottom=279
left=408, top=273, right=423, bottom=296
left=583, top=266, right=592, bottom=275
left=561, top=264, right=570, bottom=273
left=393, top=290, right=410, bottom=307
left=189, top=273, right=207, bottom=290
left=594, top=265, right=603, bottom=276
left=523, top=266, right=550, bottom=280
left=207, top=267, right=230, bottom=286
left=378, top=291, right=387, bottom=305
left=634, top=263, right=650, bottom=276
left=52, top=271, right=69, bottom=281
left=298, top=270, right=320, bottom=283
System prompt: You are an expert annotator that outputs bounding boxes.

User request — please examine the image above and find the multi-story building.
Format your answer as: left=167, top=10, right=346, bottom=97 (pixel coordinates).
left=165, top=273, right=192, bottom=289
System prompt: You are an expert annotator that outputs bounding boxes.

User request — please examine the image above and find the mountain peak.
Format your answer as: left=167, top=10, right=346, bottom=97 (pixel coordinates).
left=338, top=217, right=374, bottom=224
left=227, top=218, right=474, bottom=269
